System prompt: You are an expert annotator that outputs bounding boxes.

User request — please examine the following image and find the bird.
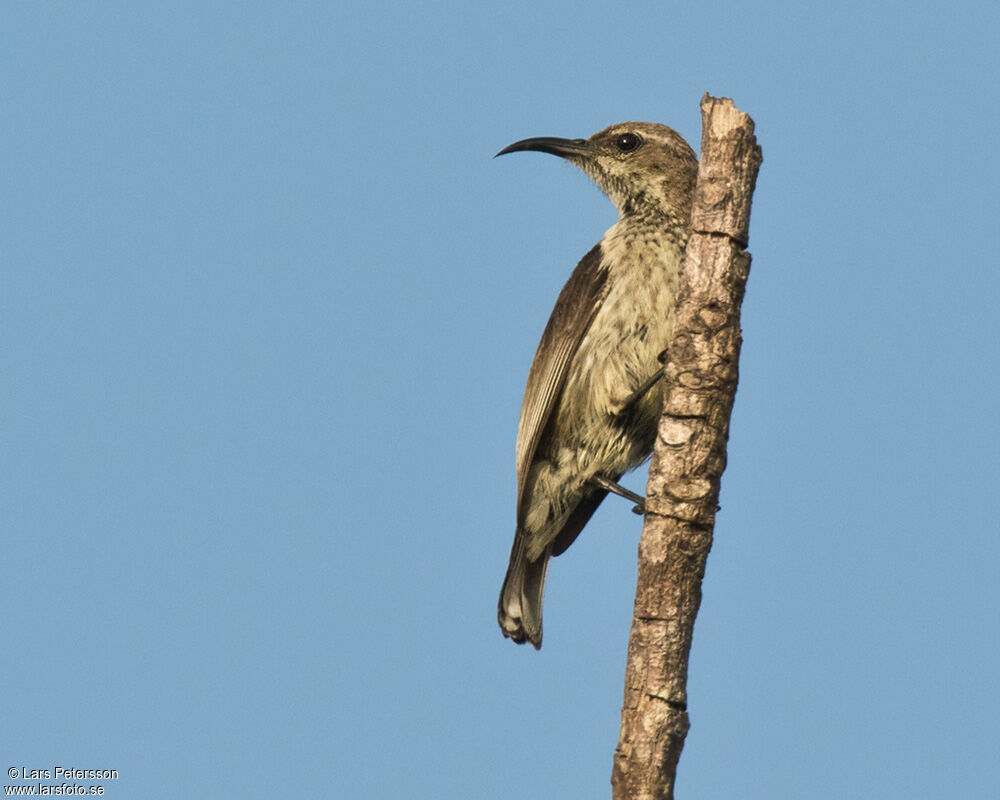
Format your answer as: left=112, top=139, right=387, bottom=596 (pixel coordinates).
left=495, top=121, right=698, bottom=648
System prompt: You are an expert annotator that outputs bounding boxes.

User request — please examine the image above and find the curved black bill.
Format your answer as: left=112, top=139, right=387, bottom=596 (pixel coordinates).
left=495, top=136, right=590, bottom=159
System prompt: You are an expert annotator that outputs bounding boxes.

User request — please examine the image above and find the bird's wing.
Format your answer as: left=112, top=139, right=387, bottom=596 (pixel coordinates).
left=515, top=243, right=609, bottom=520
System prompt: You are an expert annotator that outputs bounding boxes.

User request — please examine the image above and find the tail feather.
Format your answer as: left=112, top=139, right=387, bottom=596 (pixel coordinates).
left=498, top=534, right=550, bottom=649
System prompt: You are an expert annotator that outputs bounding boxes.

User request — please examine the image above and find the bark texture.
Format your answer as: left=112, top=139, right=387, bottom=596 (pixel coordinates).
left=611, top=95, right=762, bottom=800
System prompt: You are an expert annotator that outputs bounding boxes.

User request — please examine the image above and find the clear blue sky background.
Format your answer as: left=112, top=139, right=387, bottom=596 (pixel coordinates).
left=2, top=2, right=997, bottom=798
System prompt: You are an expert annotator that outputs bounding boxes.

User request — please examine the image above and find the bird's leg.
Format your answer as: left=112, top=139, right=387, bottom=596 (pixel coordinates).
left=616, top=366, right=665, bottom=416
left=613, top=348, right=669, bottom=418
left=588, top=474, right=646, bottom=515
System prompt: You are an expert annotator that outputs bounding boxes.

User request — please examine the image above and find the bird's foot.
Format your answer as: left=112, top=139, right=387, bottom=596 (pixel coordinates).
left=588, top=475, right=645, bottom=514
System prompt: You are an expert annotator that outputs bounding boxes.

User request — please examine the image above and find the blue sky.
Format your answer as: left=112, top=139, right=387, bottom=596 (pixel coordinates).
left=2, top=2, right=998, bottom=798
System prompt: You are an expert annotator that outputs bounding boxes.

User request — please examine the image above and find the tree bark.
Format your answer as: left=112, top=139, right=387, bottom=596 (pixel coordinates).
left=611, top=95, right=762, bottom=800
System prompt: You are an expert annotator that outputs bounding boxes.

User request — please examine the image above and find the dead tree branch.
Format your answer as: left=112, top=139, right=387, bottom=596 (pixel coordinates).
left=611, top=94, right=762, bottom=800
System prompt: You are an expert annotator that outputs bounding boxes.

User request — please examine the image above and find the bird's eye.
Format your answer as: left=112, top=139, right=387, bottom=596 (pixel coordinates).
left=615, top=132, right=642, bottom=153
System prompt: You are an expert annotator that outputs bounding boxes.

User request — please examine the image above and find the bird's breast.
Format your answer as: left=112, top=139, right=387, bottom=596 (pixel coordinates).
left=562, top=223, right=684, bottom=427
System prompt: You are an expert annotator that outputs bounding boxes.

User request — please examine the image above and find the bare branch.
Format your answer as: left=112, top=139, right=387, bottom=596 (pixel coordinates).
left=611, top=94, right=762, bottom=800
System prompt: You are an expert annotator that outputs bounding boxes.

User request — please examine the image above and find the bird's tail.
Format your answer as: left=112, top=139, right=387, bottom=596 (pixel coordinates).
left=498, top=534, right=550, bottom=649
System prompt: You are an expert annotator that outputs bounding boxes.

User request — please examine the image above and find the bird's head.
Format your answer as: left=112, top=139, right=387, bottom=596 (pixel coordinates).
left=497, top=121, right=698, bottom=220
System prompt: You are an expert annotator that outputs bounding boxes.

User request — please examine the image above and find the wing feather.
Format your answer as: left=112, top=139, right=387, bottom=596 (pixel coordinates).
left=515, top=243, right=608, bottom=519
